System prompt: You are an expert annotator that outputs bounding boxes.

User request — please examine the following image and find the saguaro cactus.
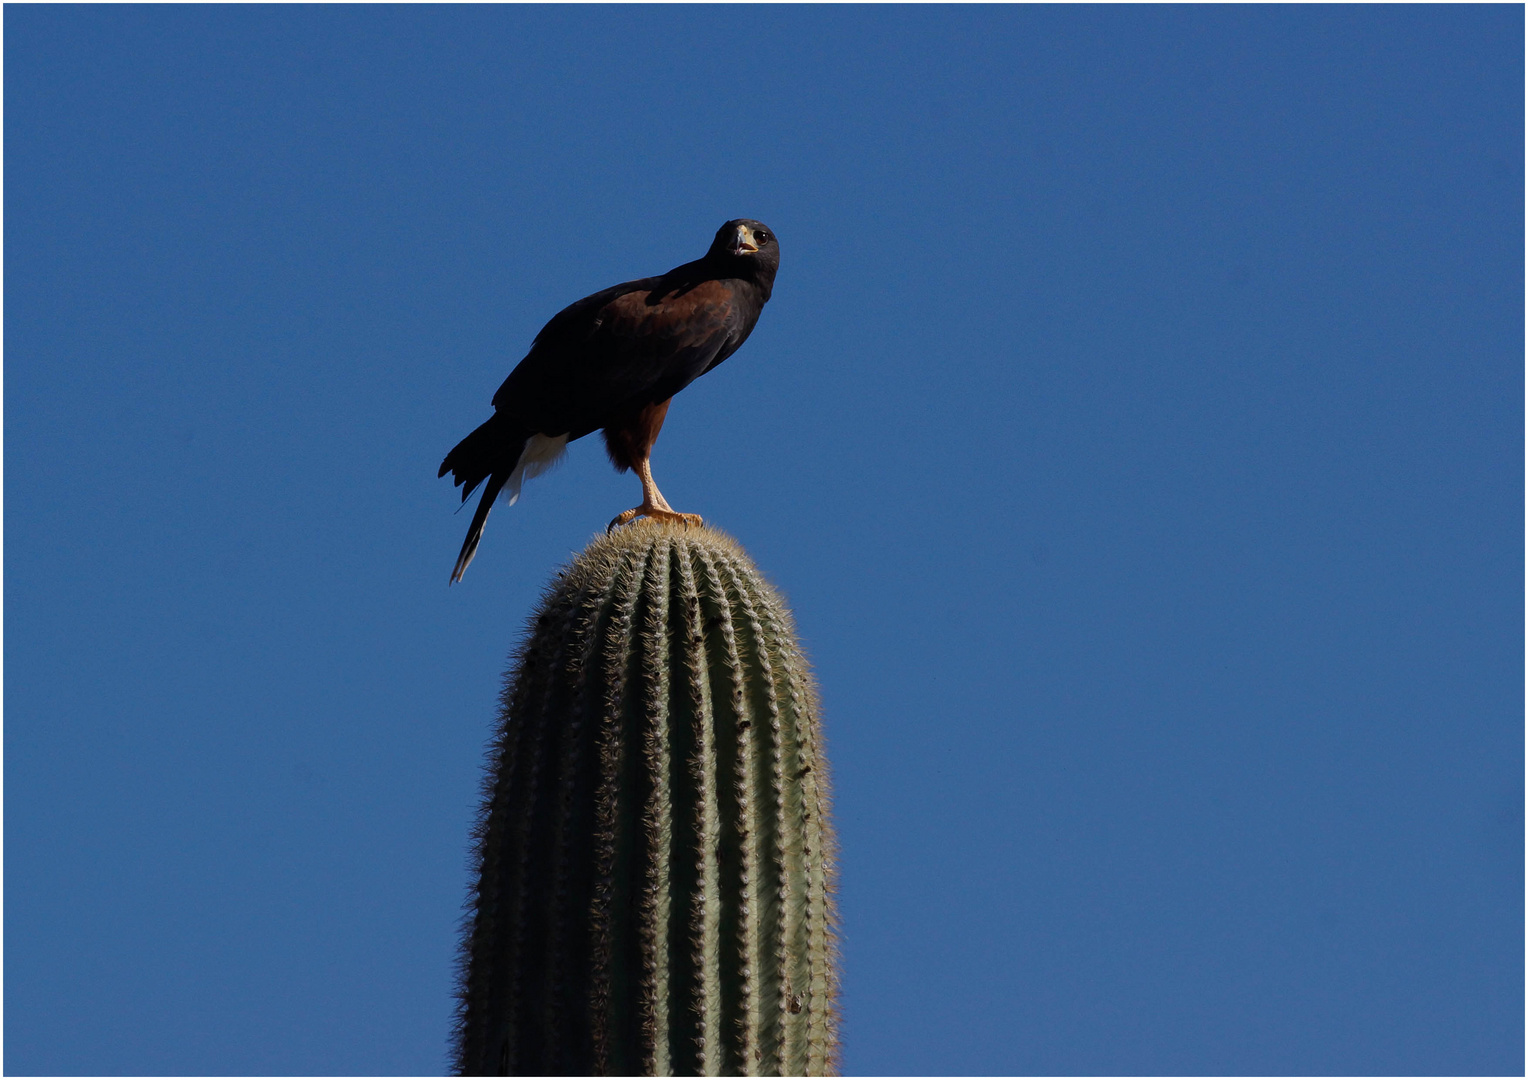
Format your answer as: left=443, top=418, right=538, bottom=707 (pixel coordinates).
left=454, top=522, right=837, bottom=1076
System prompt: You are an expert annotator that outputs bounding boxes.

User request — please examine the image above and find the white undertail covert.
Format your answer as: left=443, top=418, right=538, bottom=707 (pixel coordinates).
left=504, top=433, right=569, bottom=506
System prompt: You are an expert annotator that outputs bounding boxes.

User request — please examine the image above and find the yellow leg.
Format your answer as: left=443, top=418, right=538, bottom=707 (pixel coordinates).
left=608, top=457, right=704, bottom=531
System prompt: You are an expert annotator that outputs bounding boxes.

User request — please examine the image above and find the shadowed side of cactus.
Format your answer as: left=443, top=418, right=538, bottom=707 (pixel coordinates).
left=453, top=523, right=837, bottom=1076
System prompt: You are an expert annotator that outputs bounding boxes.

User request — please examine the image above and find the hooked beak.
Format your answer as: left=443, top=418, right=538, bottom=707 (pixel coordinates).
left=730, top=225, right=759, bottom=256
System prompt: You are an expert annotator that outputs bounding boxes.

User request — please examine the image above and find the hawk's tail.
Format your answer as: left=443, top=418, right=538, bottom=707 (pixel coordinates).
left=451, top=471, right=509, bottom=584
left=440, top=413, right=528, bottom=584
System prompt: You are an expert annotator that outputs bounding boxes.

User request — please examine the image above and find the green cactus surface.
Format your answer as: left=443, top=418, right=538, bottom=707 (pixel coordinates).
left=454, top=522, right=837, bottom=1076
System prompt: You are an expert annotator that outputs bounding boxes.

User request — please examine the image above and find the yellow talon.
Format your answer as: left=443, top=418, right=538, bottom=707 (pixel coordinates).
left=608, top=506, right=704, bottom=532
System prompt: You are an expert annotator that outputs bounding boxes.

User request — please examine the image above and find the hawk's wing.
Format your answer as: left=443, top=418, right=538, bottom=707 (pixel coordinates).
left=491, top=274, right=744, bottom=438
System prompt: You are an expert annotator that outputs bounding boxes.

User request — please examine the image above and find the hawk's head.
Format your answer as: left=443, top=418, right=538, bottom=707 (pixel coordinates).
left=709, top=219, right=779, bottom=278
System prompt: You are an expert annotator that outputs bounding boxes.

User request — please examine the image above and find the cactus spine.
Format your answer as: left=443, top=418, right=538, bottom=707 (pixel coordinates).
left=454, top=522, right=837, bottom=1076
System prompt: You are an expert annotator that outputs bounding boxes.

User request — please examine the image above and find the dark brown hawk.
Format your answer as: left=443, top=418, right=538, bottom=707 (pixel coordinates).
left=439, top=219, right=779, bottom=582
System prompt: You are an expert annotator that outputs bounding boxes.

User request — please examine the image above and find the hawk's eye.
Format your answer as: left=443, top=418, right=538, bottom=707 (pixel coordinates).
left=756, top=231, right=770, bottom=245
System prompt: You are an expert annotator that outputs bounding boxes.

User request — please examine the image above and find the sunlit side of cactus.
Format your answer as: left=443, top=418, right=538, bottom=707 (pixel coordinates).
left=454, top=523, right=837, bottom=1076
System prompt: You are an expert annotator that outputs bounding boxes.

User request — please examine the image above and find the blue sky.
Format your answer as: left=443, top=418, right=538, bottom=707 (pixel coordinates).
left=6, top=5, right=1521, bottom=1075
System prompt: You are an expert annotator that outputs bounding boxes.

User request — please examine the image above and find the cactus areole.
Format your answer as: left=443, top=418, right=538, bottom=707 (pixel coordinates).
left=454, top=523, right=837, bottom=1076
